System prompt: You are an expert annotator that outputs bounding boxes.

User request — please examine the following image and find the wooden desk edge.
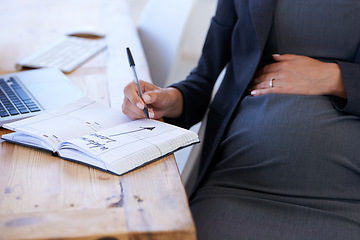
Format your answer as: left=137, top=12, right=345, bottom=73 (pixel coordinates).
left=0, top=207, right=196, bottom=240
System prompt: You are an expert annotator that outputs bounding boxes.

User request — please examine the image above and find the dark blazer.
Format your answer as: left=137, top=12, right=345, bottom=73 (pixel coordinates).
left=167, top=0, right=360, bottom=199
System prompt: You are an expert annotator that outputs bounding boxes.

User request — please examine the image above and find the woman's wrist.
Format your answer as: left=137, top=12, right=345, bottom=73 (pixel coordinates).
left=163, top=87, right=184, bottom=118
left=328, top=63, right=347, bottom=99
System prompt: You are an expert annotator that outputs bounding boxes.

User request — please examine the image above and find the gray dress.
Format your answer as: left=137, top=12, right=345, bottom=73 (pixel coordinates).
left=190, top=1, right=360, bottom=239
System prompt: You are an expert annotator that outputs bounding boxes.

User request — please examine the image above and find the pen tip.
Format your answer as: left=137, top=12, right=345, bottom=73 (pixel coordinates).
left=143, top=108, right=150, bottom=119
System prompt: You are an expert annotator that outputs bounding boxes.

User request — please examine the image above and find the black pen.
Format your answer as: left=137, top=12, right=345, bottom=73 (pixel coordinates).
left=126, top=47, right=150, bottom=119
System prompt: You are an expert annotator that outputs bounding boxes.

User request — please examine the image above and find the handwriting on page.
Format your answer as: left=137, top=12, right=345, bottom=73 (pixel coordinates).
left=80, top=126, right=156, bottom=151
left=81, top=133, right=116, bottom=151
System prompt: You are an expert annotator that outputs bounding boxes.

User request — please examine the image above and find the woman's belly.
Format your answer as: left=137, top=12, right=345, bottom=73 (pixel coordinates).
left=209, top=94, right=360, bottom=199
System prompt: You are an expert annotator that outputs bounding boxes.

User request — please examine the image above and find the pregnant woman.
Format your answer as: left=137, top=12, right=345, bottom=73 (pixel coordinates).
left=122, top=0, right=360, bottom=239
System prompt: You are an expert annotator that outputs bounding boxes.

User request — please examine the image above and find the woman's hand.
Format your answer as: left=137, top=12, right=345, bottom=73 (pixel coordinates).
left=250, top=54, right=347, bottom=99
left=122, top=80, right=183, bottom=120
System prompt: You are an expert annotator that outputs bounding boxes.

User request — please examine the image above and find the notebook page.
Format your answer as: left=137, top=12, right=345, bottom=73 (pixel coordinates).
left=3, top=97, right=130, bottom=150
left=58, top=119, right=199, bottom=174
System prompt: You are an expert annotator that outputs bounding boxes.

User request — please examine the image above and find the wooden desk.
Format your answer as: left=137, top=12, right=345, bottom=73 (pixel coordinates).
left=0, top=0, right=196, bottom=239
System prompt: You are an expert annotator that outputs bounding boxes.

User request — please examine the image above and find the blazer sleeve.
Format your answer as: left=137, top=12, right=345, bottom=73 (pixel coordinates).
left=330, top=60, right=360, bottom=117
left=164, top=0, right=237, bottom=129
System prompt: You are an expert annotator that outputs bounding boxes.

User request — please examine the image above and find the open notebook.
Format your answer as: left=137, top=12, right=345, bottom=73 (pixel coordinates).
left=2, top=97, right=199, bottom=175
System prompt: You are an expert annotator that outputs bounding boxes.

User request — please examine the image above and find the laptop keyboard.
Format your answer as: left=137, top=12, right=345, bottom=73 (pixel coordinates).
left=16, top=36, right=107, bottom=73
left=0, top=77, right=40, bottom=117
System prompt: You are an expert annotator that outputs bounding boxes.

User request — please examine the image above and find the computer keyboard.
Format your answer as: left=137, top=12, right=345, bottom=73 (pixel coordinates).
left=0, top=77, right=40, bottom=117
left=16, top=36, right=107, bottom=73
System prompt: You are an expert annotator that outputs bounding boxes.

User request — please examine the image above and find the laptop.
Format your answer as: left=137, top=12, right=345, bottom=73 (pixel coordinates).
left=0, top=68, right=84, bottom=126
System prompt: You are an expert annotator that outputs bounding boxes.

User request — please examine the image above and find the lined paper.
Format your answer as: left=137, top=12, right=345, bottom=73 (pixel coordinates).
left=3, top=97, right=130, bottom=150
left=58, top=119, right=199, bottom=174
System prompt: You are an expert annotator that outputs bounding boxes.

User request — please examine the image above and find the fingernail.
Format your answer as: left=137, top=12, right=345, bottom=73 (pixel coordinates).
left=251, top=90, right=257, bottom=96
left=149, top=111, right=155, bottom=118
left=143, top=95, right=151, bottom=103
left=136, top=102, right=144, bottom=109
left=272, top=54, right=281, bottom=57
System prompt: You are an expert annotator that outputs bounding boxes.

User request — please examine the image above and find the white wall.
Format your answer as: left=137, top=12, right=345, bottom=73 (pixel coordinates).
left=182, top=0, right=217, bottom=60
left=129, top=0, right=217, bottom=82
left=167, top=0, right=217, bottom=86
